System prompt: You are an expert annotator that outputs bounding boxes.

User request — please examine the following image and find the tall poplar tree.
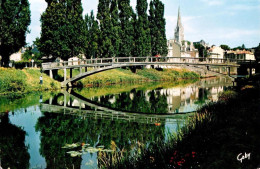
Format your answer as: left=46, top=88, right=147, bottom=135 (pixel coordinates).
left=149, top=0, right=167, bottom=56
left=118, top=0, right=135, bottom=57
left=0, top=0, right=31, bottom=66
left=84, top=11, right=100, bottom=59
left=97, top=0, right=114, bottom=58
left=134, top=0, right=151, bottom=57
left=38, top=0, right=84, bottom=61
left=110, top=0, right=121, bottom=57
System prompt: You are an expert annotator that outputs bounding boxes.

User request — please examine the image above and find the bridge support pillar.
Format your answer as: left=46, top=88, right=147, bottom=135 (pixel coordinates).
left=70, top=68, right=73, bottom=78
left=227, top=67, right=231, bottom=76
left=68, top=82, right=72, bottom=88
left=80, top=67, right=82, bottom=74
left=49, top=70, right=53, bottom=79
left=64, top=94, right=67, bottom=107
left=64, top=68, right=67, bottom=81
left=85, top=67, right=87, bottom=72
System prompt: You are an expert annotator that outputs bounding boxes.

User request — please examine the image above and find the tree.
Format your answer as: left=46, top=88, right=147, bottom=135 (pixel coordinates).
left=97, top=0, right=115, bottom=58
left=194, top=43, right=207, bottom=58
left=84, top=11, right=100, bottom=59
left=38, top=0, right=85, bottom=61
left=110, top=0, right=121, bottom=57
left=118, top=0, right=135, bottom=57
left=220, top=44, right=230, bottom=51
left=254, top=43, right=260, bottom=61
left=149, top=0, right=167, bottom=56
left=0, top=0, right=31, bottom=66
left=134, top=0, right=151, bottom=57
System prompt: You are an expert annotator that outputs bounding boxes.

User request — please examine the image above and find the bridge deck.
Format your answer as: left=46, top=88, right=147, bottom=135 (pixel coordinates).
left=42, top=56, right=246, bottom=70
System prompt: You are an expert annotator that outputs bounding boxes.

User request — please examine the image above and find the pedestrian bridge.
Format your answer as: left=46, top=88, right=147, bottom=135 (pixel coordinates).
left=41, top=56, right=253, bottom=88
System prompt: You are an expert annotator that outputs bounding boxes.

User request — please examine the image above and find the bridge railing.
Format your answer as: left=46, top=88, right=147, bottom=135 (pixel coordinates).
left=42, top=57, right=248, bottom=70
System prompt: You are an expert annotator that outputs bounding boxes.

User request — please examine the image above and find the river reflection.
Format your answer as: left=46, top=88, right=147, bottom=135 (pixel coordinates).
left=0, top=77, right=232, bottom=168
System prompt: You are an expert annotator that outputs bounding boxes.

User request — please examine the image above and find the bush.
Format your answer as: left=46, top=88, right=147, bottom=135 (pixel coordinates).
left=218, top=90, right=237, bottom=102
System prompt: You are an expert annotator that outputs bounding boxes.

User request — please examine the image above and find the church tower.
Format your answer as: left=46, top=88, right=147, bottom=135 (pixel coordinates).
left=174, top=7, right=184, bottom=45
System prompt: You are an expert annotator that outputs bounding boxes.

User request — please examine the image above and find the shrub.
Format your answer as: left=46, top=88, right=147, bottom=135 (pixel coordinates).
left=218, top=90, right=237, bottom=102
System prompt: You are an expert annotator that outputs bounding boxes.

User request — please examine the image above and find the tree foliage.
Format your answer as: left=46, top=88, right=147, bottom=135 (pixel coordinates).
left=118, top=0, right=135, bottom=57
left=38, top=0, right=84, bottom=61
left=134, top=0, right=151, bottom=57
left=149, top=0, right=168, bottom=56
left=254, top=43, right=260, bottom=61
left=194, top=43, right=208, bottom=58
left=220, top=44, right=230, bottom=51
left=84, top=11, right=100, bottom=59
left=0, top=0, right=31, bottom=66
left=97, top=0, right=115, bottom=58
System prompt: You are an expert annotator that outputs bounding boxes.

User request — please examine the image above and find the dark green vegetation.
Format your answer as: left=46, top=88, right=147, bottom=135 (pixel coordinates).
left=38, top=0, right=167, bottom=60
left=149, top=0, right=168, bottom=56
left=254, top=43, right=260, bottom=61
left=0, top=68, right=60, bottom=95
left=0, top=114, right=30, bottom=168
left=107, top=86, right=260, bottom=168
left=194, top=43, right=208, bottom=58
left=134, top=0, right=151, bottom=57
left=0, top=0, right=31, bottom=66
left=37, top=0, right=85, bottom=61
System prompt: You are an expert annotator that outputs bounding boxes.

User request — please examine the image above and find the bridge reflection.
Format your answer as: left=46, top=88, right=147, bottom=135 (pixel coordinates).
left=40, top=90, right=190, bottom=124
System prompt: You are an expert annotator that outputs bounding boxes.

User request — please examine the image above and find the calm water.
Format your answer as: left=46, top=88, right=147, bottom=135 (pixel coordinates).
left=0, top=77, right=232, bottom=169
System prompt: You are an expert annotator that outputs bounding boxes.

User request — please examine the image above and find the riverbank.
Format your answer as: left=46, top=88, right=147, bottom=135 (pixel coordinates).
left=0, top=68, right=60, bottom=95
left=105, top=81, right=260, bottom=168
left=0, top=67, right=199, bottom=95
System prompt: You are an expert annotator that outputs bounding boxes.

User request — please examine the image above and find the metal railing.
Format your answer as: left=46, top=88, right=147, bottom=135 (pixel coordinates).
left=42, top=56, right=249, bottom=70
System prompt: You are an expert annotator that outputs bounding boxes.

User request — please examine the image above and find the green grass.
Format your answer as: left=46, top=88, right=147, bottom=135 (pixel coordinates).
left=0, top=68, right=60, bottom=95
left=58, top=68, right=200, bottom=87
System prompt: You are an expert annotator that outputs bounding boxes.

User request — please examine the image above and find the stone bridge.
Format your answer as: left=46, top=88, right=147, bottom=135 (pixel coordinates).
left=41, top=56, right=254, bottom=88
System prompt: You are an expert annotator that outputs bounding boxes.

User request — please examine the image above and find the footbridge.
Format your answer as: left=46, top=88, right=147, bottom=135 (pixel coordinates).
left=41, top=56, right=254, bottom=88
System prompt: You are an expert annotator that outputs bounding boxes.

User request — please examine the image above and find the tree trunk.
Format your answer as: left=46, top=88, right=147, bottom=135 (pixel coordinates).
left=1, top=54, right=10, bottom=67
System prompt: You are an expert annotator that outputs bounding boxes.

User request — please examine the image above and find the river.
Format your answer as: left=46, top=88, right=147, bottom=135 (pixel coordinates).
left=0, top=77, right=232, bottom=169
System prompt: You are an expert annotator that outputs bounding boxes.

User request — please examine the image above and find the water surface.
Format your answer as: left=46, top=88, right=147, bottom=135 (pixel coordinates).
left=0, top=77, right=232, bottom=168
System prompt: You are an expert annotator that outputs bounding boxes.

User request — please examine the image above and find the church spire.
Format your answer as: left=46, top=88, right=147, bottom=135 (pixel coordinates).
left=174, top=6, right=184, bottom=44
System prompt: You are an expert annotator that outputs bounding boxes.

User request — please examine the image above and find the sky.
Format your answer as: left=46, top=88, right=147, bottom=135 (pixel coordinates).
left=27, top=0, right=260, bottom=48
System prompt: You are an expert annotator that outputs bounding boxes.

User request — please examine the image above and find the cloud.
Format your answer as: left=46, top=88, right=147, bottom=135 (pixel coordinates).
left=229, top=4, right=260, bottom=11
left=200, top=0, right=224, bottom=6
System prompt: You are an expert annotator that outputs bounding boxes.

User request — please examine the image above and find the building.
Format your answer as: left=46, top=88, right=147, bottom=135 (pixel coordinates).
left=167, top=7, right=198, bottom=58
left=10, top=48, right=26, bottom=61
left=167, top=39, right=181, bottom=57
left=174, top=7, right=184, bottom=45
left=208, top=45, right=224, bottom=59
left=225, top=49, right=255, bottom=60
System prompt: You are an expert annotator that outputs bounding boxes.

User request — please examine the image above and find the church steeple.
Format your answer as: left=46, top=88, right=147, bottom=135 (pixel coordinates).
left=174, top=6, right=184, bottom=44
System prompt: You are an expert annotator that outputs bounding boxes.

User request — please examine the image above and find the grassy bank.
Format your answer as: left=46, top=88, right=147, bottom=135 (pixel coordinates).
left=0, top=92, right=56, bottom=112
left=0, top=68, right=60, bottom=95
left=58, top=68, right=200, bottom=87
left=103, top=85, right=260, bottom=168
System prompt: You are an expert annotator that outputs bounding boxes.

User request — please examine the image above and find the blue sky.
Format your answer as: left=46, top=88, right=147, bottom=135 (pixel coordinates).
left=27, top=0, right=260, bottom=48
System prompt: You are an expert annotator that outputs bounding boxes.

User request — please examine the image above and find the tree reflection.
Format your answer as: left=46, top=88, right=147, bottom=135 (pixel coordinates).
left=36, top=111, right=166, bottom=167
left=93, top=89, right=169, bottom=114
left=0, top=113, right=30, bottom=169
